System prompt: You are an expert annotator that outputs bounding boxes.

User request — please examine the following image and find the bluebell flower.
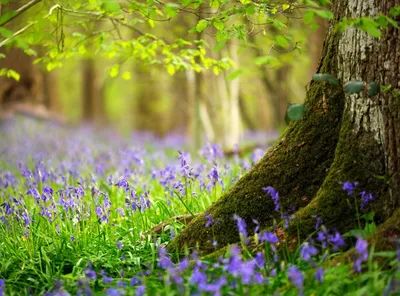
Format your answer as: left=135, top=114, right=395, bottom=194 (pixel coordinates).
left=260, top=231, right=278, bottom=244
left=233, top=214, right=247, bottom=243
left=315, top=268, right=324, bottom=282
left=103, top=276, right=113, bottom=284
left=158, top=248, right=173, bottom=270
left=105, top=288, right=122, bottom=296
left=360, top=191, right=373, bottom=210
left=354, top=238, right=368, bottom=273
left=329, top=232, right=345, bottom=251
left=299, top=243, right=318, bottom=262
left=263, top=186, right=280, bottom=211
left=116, top=241, right=122, bottom=250
left=340, top=181, right=358, bottom=196
left=205, top=213, right=214, bottom=227
left=288, top=265, right=304, bottom=294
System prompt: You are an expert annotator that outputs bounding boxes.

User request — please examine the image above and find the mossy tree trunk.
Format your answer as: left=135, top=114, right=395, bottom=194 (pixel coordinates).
left=170, top=0, right=400, bottom=255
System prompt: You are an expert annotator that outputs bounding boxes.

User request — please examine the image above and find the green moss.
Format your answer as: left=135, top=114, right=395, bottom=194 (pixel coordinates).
left=169, top=30, right=346, bottom=255
left=288, top=104, right=388, bottom=239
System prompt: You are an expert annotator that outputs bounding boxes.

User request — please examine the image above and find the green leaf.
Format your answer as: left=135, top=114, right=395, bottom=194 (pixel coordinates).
left=213, top=20, right=224, bottom=31
left=254, top=56, right=280, bottom=67
left=227, top=69, right=242, bottom=80
left=0, top=53, right=5, bottom=59
left=312, top=73, right=339, bottom=87
left=0, top=27, right=13, bottom=38
left=122, top=71, right=131, bottom=80
left=275, top=35, right=289, bottom=48
left=109, top=64, right=120, bottom=77
left=344, top=81, right=364, bottom=94
left=102, top=0, right=121, bottom=14
left=360, top=18, right=381, bottom=38
left=367, top=82, right=380, bottom=97
left=1, top=69, right=20, bottom=81
left=196, top=20, right=209, bottom=32
left=286, top=104, right=307, bottom=122
left=313, top=9, right=334, bottom=20
left=0, top=11, right=17, bottom=26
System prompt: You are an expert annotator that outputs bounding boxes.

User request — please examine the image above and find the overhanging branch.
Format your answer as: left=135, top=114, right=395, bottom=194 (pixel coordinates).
left=0, top=0, right=43, bottom=27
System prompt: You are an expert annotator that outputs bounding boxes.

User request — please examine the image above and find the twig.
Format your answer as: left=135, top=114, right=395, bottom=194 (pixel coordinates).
left=0, top=22, right=35, bottom=48
left=0, top=0, right=43, bottom=27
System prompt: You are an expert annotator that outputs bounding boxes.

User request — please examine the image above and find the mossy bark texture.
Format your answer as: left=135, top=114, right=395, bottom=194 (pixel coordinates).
left=170, top=0, right=400, bottom=255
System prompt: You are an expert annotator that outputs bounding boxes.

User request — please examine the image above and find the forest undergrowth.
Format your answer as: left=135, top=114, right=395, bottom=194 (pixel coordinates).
left=0, top=117, right=399, bottom=296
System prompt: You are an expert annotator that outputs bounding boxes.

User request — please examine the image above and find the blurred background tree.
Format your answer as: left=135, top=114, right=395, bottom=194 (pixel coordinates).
left=0, top=0, right=329, bottom=149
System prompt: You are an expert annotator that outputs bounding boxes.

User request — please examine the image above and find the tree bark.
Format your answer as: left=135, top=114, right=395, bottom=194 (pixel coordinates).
left=170, top=0, right=400, bottom=255
left=82, top=58, right=101, bottom=123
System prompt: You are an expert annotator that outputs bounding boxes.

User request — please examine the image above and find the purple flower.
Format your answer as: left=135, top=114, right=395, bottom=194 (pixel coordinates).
left=105, top=288, right=122, bottom=296
left=103, top=276, right=113, bottom=284
left=233, top=214, right=247, bottom=242
left=135, top=286, right=146, bottom=296
left=315, top=268, right=324, bottom=282
left=288, top=266, right=304, bottom=293
left=205, top=213, right=214, bottom=227
left=299, top=243, right=318, bottom=262
left=340, top=181, right=358, bottom=196
left=85, top=269, right=97, bottom=280
left=158, top=248, right=173, bottom=270
left=208, top=165, right=220, bottom=187
left=115, top=179, right=129, bottom=192
left=360, top=191, right=373, bottom=210
left=354, top=238, right=369, bottom=273
left=263, top=186, right=280, bottom=211
left=329, top=232, right=345, bottom=251
left=260, top=232, right=278, bottom=244
left=130, top=277, right=140, bottom=287
left=116, top=241, right=122, bottom=250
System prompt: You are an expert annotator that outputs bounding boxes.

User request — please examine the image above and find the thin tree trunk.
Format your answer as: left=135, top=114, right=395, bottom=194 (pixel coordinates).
left=170, top=0, right=400, bottom=255
left=82, top=58, right=100, bottom=122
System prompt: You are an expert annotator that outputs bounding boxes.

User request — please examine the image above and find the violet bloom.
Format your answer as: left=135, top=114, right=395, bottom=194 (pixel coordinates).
left=299, top=243, right=318, bottom=262
left=115, top=178, right=130, bottom=192
left=116, top=241, right=122, bottom=250
left=0, top=279, right=4, bottom=296
left=158, top=248, right=173, bottom=270
left=354, top=238, right=369, bottom=273
left=288, top=266, right=304, bottom=294
left=260, top=231, right=278, bottom=244
left=340, top=181, right=358, bottom=196
left=208, top=165, right=220, bottom=187
left=105, top=288, right=122, bottom=296
left=329, top=232, right=345, bottom=251
left=263, top=186, right=280, bottom=211
left=315, top=268, right=324, bottom=282
left=130, top=278, right=141, bottom=287
left=360, top=191, right=373, bottom=210
left=205, top=213, right=214, bottom=227
left=135, top=285, right=146, bottom=296
left=103, top=276, right=113, bottom=284
left=233, top=214, right=247, bottom=243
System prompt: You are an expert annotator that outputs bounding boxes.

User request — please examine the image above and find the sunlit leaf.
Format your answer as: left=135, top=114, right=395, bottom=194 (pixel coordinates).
left=196, top=20, right=209, bottom=32
left=109, top=64, right=120, bottom=77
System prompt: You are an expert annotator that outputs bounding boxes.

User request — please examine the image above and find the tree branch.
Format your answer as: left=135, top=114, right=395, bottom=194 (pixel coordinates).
left=0, top=0, right=43, bottom=27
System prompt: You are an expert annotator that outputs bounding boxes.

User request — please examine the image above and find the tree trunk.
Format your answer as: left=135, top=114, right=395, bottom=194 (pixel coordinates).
left=170, top=0, right=400, bottom=255
left=82, top=58, right=101, bottom=123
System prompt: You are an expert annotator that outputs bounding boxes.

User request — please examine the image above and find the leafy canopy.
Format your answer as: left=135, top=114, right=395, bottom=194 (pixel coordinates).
left=0, top=0, right=398, bottom=80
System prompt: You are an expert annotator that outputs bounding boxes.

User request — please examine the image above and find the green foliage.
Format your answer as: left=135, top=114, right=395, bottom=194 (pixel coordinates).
left=312, top=73, right=340, bottom=87
left=0, top=68, right=20, bottom=81
left=313, top=74, right=381, bottom=97
left=336, top=15, right=399, bottom=38
left=285, top=103, right=307, bottom=124
left=344, top=81, right=365, bottom=94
